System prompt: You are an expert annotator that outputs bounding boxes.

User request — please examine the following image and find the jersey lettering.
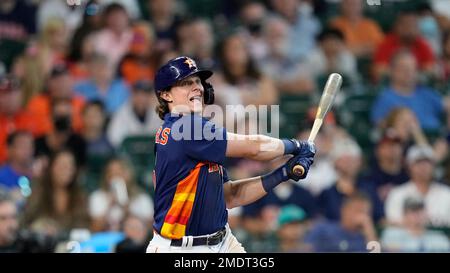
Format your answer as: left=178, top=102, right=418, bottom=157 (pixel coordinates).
left=156, top=127, right=171, bottom=145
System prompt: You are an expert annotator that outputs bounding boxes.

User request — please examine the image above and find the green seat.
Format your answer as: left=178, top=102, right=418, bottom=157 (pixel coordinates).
left=279, top=94, right=312, bottom=138
left=0, top=39, right=26, bottom=71
left=337, top=93, right=378, bottom=159
left=119, top=135, right=156, bottom=195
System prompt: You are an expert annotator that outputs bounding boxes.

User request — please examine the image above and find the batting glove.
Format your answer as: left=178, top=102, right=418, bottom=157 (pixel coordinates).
left=282, top=139, right=316, bottom=158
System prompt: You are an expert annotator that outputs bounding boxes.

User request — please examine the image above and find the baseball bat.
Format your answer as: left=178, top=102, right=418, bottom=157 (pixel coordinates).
left=293, top=73, right=342, bottom=176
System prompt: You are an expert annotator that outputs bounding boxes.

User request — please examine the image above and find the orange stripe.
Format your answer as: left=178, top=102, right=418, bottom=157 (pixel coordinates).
left=161, top=163, right=204, bottom=239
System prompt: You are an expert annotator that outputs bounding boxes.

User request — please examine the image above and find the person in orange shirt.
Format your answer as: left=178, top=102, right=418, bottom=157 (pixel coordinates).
left=0, top=75, right=35, bottom=164
left=119, top=21, right=156, bottom=85
left=26, top=64, right=85, bottom=137
left=329, top=0, right=384, bottom=58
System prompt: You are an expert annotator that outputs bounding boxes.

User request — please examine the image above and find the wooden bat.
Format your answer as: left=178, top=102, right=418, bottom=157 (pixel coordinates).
left=293, top=73, right=343, bottom=176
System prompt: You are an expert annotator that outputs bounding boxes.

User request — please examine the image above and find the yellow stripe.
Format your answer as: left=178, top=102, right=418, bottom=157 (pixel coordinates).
left=161, top=223, right=186, bottom=239
left=172, top=192, right=196, bottom=202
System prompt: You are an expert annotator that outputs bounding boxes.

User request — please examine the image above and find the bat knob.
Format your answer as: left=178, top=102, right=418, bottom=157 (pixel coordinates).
left=293, top=165, right=305, bottom=177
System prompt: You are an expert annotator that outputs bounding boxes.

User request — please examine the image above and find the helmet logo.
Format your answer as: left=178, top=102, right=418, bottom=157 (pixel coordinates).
left=184, top=57, right=197, bottom=69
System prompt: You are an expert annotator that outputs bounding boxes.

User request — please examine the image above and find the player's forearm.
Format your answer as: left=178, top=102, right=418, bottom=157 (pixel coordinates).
left=224, top=177, right=267, bottom=209
left=226, top=133, right=287, bottom=161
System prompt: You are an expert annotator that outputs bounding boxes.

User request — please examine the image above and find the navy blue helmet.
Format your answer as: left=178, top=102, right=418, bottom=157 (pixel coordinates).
left=155, top=56, right=212, bottom=91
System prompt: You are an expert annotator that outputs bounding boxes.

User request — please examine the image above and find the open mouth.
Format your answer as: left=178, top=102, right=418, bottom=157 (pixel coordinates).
left=189, top=95, right=202, bottom=102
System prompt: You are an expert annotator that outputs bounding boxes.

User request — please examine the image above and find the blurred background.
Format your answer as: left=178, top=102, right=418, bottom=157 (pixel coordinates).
left=1, top=0, right=450, bottom=253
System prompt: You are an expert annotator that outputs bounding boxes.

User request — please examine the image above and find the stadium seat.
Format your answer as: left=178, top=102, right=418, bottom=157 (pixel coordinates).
left=278, top=94, right=312, bottom=138
left=119, top=135, right=156, bottom=195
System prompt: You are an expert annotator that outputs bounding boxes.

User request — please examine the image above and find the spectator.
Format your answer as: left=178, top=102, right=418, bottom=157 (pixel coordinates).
left=81, top=100, right=115, bottom=174
left=92, top=3, right=132, bottom=70
left=385, top=145, right=450, bottom=228
left=37, top=0, right=83, bottom=35
left=213, top=33, right=277, bottom=126
left=317, top=138, right=384, bottom=223
left=416, top=3, right=442, bottom=56
left=305, top=27, right=358, bottom=85
left=269, top=0, right=321, bottom=62
left=68, top=33, right=97, bottom=83
left=89, top=158, right=153, bottom=232
left=0, top=0, right=37, bottom=42
left=188, top=18, right=217, bottom=71
left=251, top=179, right=318, bottom=225
left=329, top=0, right=384, bottom=58
left=24, top=150, right=89, bottom=238
left=0, top=190, right=56, bottom=253
left=305, top=193, right=377, bottom=252
left=373, top=10, right=436, bottom=82
left=381, top=107, right=427, bottom=147
left=276, top=205, right=311, bottom=253
left=67, top=0, right=103, bottom=81
left=381, top=197, right=450, bottom=252
left=34, top=98, right=87, bottom=167
left=11, top=40, right=53, bottom=105
left=259, top=16, right=315, bottom=94
left=26, top=64, right=85, bottom=137
left=147, top=0, right=182, bottom=54
left=0, top=131, right=34, bottom=206
left=107, top=80, right=161, bottom=148
left=371, top=50, right=447, bottom=132
left=115, top=215, right=151, bottom=253
left=74, top=53, right=130, bottom=114
left=100, top=0, right=141, bottom=20
left=238, top=1, right=269, bottom=62
left=365, top=133, right=409, bottom=203
left=438, top=32, right=450, bottom=83
left=37, top=17, right=69, bottom=67
left=381, top=107, right=448, bottom=164
left=0, top=75, right=35, bottom=164
left=119, top=22, right=157, bottom=85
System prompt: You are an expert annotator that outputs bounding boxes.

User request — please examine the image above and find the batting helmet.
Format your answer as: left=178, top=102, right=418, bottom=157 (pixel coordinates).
left=154, top=56, right=215, bottom=104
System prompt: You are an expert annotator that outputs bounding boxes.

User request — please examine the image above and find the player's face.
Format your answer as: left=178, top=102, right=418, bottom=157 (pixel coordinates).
left=167, top=75, right=204, bottom=114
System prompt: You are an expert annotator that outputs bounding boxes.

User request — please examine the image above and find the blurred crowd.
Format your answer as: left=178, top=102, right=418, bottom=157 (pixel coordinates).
left=1, top=0, right=450, bottom=253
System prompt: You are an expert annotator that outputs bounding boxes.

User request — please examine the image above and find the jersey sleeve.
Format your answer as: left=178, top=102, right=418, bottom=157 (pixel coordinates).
left=179, top=115, right=228, bottom=164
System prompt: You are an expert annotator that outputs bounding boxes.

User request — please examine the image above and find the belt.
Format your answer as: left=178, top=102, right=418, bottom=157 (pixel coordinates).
left=170, top=227, right=227, bottom=247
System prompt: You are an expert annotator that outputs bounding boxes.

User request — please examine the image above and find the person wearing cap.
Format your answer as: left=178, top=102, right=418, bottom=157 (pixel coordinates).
left=107, top=79, right=161, bottom=148
left=364, top=133, right=409, bottom=202
left=317, top=137, right=384, bottom=223
left=385, top=145, right=450, bottom=228
left=147, top=56, right=316, bottom=253
left=0, top=75, right=35, bottom=164
left=381, top=197, right=450, bottom=252
left=26, top=64, right=85, bottom=137
left=276, top=205, right=311, bottom=253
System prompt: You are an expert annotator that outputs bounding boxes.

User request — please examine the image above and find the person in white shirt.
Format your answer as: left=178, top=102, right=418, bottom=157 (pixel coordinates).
left=89, top=158, right=153, bottom=232
left=381, top=197, right=450, bottom=252
left=107, top=80, right=161, bottom=148
left=385, top=145, right=450, bottom=228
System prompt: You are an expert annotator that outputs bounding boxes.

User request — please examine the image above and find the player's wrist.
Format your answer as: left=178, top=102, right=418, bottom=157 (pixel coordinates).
left=261, top=165, right=289, bottom=193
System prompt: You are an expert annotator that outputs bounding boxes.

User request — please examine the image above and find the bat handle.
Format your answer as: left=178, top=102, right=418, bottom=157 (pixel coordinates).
left=292, top=165, right=305, bottom=177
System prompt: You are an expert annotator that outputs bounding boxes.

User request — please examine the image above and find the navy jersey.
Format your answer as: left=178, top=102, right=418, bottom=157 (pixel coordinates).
left=153, top=113, right=229, bottom=239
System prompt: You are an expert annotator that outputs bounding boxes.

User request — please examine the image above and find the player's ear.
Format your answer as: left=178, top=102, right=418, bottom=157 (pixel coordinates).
left=160, top=90, right=173, bottom=103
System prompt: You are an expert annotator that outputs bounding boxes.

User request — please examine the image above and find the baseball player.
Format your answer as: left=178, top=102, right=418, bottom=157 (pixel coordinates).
left=146, top=56, right=315, bottom=253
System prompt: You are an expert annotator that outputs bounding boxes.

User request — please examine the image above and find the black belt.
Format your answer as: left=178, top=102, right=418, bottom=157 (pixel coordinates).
left=170, top=227, right=227, bottom=247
